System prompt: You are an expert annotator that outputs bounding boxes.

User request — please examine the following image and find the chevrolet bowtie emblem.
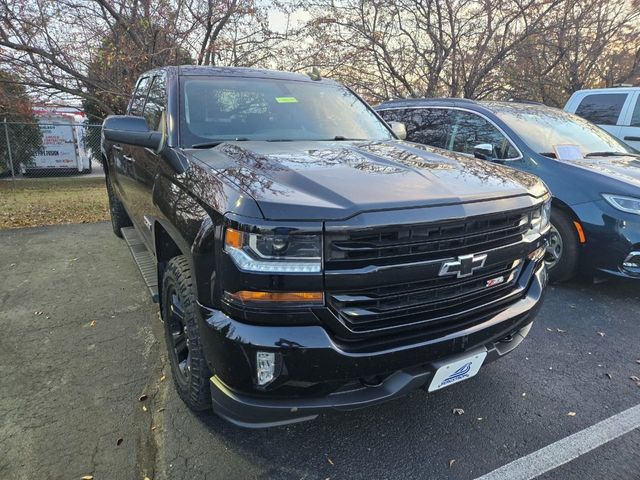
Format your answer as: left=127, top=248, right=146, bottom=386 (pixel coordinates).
left=439, top=253, right=487, bottom=278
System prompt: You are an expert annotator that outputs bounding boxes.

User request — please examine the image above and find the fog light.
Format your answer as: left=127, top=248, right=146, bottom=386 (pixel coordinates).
left=256, top=351, right=276, bottom=386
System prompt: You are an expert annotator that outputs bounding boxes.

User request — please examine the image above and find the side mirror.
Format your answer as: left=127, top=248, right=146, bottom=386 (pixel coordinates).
left=103, top=115, right=162, bottom=151
left=389, top=121, right=407, bottom=140
left=474, top=143, right=494, bottom=161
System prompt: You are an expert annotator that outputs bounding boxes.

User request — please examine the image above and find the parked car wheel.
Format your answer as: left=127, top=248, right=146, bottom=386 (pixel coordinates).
left=106, top=174, right=132, bottom=238
left=162, top=256, right=212, bottom=412
left=546, top=209, right=579, bottom=283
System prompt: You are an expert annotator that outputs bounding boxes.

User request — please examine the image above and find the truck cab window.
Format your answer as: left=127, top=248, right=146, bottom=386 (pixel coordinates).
left=575, top=93, right=627, bottom=126
left=144, top=75, right=167, bottom=132
left=631, top=96, right=640, bottom=127
left=129, top=77, right=151, bottom=117
left=447, top=110, right=519, bottom=160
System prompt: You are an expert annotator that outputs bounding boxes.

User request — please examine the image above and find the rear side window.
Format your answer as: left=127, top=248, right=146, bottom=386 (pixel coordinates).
left=575, top=93, right=627, bottom=126
left=631, top=96, right=640, bottom=127
left=379, top=108, right=452, bottom=149
left=143, top=74, right=167, bottom=131
left=129, top=77, right=152, bottom=116
left=447, top=110, right=519, bottom=160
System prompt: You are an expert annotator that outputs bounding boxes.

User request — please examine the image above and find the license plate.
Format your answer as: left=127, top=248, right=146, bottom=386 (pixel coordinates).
left=427, top=349, right=487, bottom=392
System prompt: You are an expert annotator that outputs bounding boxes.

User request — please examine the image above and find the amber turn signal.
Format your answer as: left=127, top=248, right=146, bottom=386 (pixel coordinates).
left=225, top=228, right=243, bottom=249
left=573, top=221, right=586, bottom=244
left=227, top=290, right=324, bottom=303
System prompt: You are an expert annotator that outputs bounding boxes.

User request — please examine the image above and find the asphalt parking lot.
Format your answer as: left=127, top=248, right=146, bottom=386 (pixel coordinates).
left=1, top=222, right=639, bottom=480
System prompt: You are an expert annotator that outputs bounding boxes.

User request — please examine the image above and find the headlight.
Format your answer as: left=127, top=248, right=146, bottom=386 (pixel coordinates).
left=530, top=199, right=551, bottom=233
left=602, top=194, right=640, bottom=215
left=224, top=227, right=321, bottom=273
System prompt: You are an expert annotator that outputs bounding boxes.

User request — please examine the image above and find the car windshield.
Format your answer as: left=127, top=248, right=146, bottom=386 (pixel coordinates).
left=180, top=76, right=393, bottom=147
left=493, top=107, right=637, bottom=158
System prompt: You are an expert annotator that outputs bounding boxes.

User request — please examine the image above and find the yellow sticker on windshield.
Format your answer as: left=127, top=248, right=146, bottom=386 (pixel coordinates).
left=275, top=97, right=298, bottom=103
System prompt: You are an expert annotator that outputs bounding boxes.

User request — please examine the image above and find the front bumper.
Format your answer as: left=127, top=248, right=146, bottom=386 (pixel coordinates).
left=572, top=199, right=640, bottom=279
left=199, top=263, right=547, bottom=428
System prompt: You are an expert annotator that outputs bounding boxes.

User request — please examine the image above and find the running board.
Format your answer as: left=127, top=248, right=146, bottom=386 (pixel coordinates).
left=121, top=227, right=159, bottom=303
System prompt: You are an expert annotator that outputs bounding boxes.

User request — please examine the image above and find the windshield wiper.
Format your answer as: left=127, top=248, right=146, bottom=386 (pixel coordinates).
left=191, top=138, right=249, bottom=148
left=585, top=151, right=639, bottom=158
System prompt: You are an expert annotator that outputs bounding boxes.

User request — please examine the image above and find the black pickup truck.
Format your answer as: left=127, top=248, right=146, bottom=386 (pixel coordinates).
left=101, top=66, right=550, bottom=428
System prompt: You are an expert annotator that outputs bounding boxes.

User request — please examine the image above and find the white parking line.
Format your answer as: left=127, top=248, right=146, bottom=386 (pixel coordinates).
left=474, top=403, right=640, bottom=480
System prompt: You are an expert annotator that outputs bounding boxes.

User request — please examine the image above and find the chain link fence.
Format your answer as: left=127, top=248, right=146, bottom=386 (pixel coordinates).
left=1, top=121, right=103, bottom=180
left=0, top=121, right=110, bottom=230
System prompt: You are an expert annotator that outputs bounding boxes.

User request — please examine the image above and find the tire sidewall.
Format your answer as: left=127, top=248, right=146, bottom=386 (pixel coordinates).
left=161, top=257, right=212, bottom=411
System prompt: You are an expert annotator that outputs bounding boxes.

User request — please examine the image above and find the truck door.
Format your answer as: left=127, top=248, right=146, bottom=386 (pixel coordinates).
left=114, top=76, right=152, bottom=205
left=126, top=73, right=167, bottom=249
left=618, top=92, right=640, bottom=151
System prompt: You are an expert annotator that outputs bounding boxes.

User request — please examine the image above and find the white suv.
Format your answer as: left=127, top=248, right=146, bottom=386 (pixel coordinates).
left=564, top=87, right=640, bottom=151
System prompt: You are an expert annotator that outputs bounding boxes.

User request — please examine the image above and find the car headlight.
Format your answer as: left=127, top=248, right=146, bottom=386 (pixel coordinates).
left=530, top=199, right=551, bottom=233
left=602, top=194, right=640, bottom=215
left=224, top=227, right=322, bottom=273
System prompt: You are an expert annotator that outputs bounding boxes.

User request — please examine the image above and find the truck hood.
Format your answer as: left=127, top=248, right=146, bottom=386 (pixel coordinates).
left=188, top=140, right=546, bottom=221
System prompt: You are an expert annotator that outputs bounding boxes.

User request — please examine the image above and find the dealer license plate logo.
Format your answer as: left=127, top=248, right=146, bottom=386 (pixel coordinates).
left=428, top=350, right=487, bottom=392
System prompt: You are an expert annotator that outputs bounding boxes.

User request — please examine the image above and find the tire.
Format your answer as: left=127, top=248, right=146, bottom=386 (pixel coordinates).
left=105, top=174, right=131, bottom=238
left=546, top=208, right=580, bottom=283
left=162, top=256, right=212, bottom=412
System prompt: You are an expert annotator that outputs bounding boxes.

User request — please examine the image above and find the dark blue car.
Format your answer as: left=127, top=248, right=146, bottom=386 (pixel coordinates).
left=376, top=99, right=640, bottom=282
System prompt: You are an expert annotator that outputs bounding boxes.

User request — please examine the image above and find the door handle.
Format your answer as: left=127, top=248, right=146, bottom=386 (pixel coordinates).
left=123, top=155, right=135, bottom=162
left=112, top=145, right=123, bottom=152
left=624, top=136, right=640, bottom=141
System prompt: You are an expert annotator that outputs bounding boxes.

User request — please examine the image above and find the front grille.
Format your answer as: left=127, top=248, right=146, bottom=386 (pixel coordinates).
left=328, top=259, right=524, bottom=333
left=325, top=207, right=539, bottom=336
left=326, top=208, right=531, bottom=270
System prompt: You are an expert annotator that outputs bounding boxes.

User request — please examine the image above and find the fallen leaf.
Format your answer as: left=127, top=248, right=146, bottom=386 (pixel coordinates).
left=157, top=408, right=165, bottom=412
left=631, top=376, right=640, bottom=382
left=143, top=477, right=151, bottom=480
left=81, top=476, right=94, bottom=480
left=546, top=328, right=553, bottom=332
left=327, top=457, right=334, bottom=466
left=142, top=405, right=148, bottom=412
left=477, top=417, right=483, bottom=421
left=522, top=393, right=526, bottom=397
left=452, top=408, right=465, bottom=415
left=605, top=373, right=612, bottom=380
left=89, top=320, right=97, bottom=327
left=151, top=426, right=156, bottom=431
left=159, top=375, right=166, bottom=382
left=567, top=412, right=577, bottom=417
left=636, top=360, right=640, bottom=364
left=139, top=394, right=148, bottom=402
left=556, top=328, right=566, bottom=333
left=116, top=438, right=123, bottom=446
left=449, top=459, right=456, bottom=468
left=597, top=332, right=605, bottom=337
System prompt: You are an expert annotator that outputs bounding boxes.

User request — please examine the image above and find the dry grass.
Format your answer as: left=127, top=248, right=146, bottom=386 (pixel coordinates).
left=0, top=176, right=109, bottom=229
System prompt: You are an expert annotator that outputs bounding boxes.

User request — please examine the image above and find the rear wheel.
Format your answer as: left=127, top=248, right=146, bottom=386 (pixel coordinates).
left=106, top=174, right=131, bottom=238
left=162, top=256, right=212, bottom=412
left=545, top=209, right=579, bottom=283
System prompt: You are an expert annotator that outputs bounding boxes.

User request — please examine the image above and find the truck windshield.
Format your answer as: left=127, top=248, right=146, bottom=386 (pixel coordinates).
left=180, top=76, right=393, bottom=147
left=494, top=107, right=637, bottom=158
